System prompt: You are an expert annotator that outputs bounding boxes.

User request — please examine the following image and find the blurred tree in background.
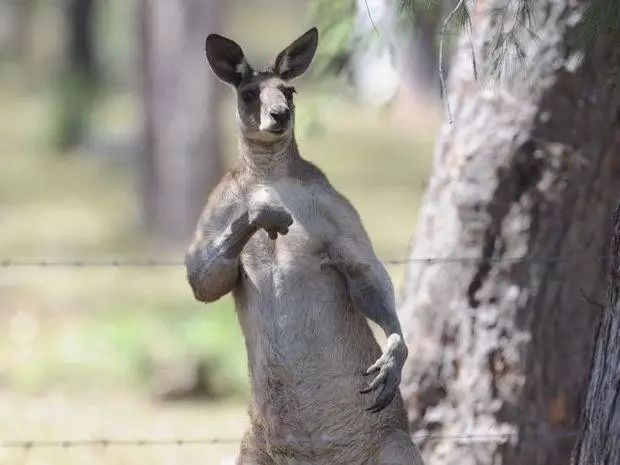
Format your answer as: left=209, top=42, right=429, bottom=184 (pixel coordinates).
left=0, top=0, right=227, bottom=242
left=350, top=0, right=401, bottom=105
left=140, top=0, right=224, bottom=242
left=394, top=1, right=442, bottom=103
left=311, top=0, right=443, bottom=106
left=55, top=0, right=98, bottom=150
left=0, top=0, right=35, bottom=60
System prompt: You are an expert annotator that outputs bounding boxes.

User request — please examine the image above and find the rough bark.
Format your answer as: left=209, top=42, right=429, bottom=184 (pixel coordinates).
left=572, top=204, right=620, bottom=465
left=398, top=1, right=620, bottom=465
left=140, top=0, right=223, bottom=241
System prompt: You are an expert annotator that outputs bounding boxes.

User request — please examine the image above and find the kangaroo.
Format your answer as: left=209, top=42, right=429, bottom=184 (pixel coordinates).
left=186, top=28, right=424, bottom=465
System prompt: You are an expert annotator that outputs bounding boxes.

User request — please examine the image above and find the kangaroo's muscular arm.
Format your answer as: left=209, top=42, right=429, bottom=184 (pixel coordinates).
left=322, top=192, right=408, bottom=413
left=186, top=175, right=294, bottom=303
left=185, top=176, right=253, bottom=303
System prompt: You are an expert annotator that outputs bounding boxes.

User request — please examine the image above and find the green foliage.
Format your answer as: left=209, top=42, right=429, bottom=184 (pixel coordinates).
left=321, top=0, right=618, bottom=85
left=309, top=0, right=356, bottom=75
left=484, top=0, right=618, bottom=83
left=7, top=304, right=249, bottom=397
left=397, top=0, right=443, bottom=23
left=311, top=0, right=445, bottom=77
left=483, top=1, right=537, bottom=82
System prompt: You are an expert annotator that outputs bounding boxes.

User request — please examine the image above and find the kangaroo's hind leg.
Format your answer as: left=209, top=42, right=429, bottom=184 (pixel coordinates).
left=377, top=430, right=425, bottom=465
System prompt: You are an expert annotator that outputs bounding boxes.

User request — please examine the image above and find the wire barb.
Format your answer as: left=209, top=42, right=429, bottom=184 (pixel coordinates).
left=0, top=253, right=610, bottom=269
left=0, top=438, right=240, bottom=449
left=0, top=430, right=587, bottom=450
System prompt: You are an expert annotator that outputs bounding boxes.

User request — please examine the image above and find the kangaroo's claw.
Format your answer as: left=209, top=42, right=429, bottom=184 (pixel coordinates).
left=361, top=334, right=408, bottom=413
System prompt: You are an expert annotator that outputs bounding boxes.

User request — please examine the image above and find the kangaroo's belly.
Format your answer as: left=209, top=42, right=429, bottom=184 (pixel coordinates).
left=235, top=227, right=376, bottom=371
left=233, top=231, right=406, bottom=463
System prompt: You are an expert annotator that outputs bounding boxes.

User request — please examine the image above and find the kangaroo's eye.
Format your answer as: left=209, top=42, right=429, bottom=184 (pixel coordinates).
left=282, top=86, right=296, bottom=99
left=241, top=88, right=258, bottom=104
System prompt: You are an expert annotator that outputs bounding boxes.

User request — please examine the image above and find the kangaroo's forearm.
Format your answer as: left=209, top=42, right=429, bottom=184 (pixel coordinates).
left=347, top=271, right=409, bottom=380
left=347, top=273, right=403, bottom=338
left=327, top=256, right=403, bottom=337
left=217, top=211, right=258, bottom=259
left=186, top=211, right=257, bottom=302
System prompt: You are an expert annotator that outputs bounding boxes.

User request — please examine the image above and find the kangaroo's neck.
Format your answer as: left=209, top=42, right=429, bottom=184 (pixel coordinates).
left=237, top=132, right=301, bottom=180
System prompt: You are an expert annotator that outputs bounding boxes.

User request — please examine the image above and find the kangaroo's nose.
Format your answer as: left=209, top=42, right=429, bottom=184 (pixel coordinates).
left=270, top=107, right=290, bottom=126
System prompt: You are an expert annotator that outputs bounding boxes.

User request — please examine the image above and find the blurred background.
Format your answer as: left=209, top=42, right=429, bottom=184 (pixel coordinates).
left=0, top=0, right=442, bottom=463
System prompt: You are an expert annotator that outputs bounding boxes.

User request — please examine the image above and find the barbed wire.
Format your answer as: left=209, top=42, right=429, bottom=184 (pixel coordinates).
left=0, top=252, right=611, bottom=269
left=0, top=258, right=184, bottom=268
left=0, top=438, right=239, bottom=449
left=0, top=251, right=604, bottom=454
left=0, top=431, right=582, bottom=450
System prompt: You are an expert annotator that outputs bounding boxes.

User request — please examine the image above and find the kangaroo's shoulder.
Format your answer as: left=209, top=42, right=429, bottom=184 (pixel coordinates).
left=199, top=170, right=249, bottom=225
left=290, top=157, right=362, bottom=222
left=215, top=167, right=257, bottom=198
left=289, top=157, right=329, bottom=185
left=290, top=157, right=347, bottom=203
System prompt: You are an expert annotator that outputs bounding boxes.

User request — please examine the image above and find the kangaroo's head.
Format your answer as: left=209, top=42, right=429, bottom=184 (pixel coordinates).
left=206, top=28, right=318, bottom=147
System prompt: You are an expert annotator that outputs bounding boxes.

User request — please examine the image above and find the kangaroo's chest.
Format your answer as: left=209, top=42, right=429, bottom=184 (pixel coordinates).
left=235, top=180, right=349, bottom=366
left=240, top=181, right=333, bottom=279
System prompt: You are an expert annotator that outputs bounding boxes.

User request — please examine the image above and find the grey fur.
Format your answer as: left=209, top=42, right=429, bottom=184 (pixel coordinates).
left=188, top=29, right=424, bottom=465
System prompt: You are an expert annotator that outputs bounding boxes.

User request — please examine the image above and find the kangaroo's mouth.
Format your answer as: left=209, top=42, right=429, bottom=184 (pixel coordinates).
left=265, top=127, right=286, bottom=135
left=245, top=126, right=290, bottom=144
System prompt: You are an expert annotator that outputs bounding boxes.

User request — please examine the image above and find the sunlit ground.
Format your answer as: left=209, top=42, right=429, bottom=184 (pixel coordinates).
left=0, top=393, right=246, bottom=464
left=0, top=2, right=440, bottom=463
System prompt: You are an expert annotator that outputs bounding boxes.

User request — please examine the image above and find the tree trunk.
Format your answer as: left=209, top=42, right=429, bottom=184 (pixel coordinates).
left=68, top=0, right=96, bottom=77
left=394, top=7, right=441, bottom=104
left=140, top=0, right=223, bottom=242
left=572, top=203, right=620, bottom=465
left=55, top=0, right=98, bottom=150
left=2, top=0, right=35, bottom=60
left=398, top=1, right=620, bottom=465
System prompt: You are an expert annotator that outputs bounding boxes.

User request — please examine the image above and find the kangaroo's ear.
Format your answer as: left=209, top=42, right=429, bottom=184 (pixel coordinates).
left=273, top=27, right=318, bottom=81
left=205, top=34, right=252, bottom=86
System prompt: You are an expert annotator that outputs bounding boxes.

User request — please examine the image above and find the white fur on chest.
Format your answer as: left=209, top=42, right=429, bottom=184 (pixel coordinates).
left=248, top=179, right=327, bottom=252
left=241, top=179, right=335, bottom=298
left=249, top=179, right=311, bottom=215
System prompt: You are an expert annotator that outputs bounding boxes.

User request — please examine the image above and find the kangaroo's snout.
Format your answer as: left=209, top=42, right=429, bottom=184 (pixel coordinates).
left=259, top=94, right=291, bottom=134
left=269, top=106, right=290, bottom=127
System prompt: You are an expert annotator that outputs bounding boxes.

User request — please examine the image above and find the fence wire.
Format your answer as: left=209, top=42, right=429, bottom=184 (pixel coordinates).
left=0, top=431, right=583, bottom=450
left=0, top=253, right=608, bottom=453
left=0, top=252, right=612, bottom=269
